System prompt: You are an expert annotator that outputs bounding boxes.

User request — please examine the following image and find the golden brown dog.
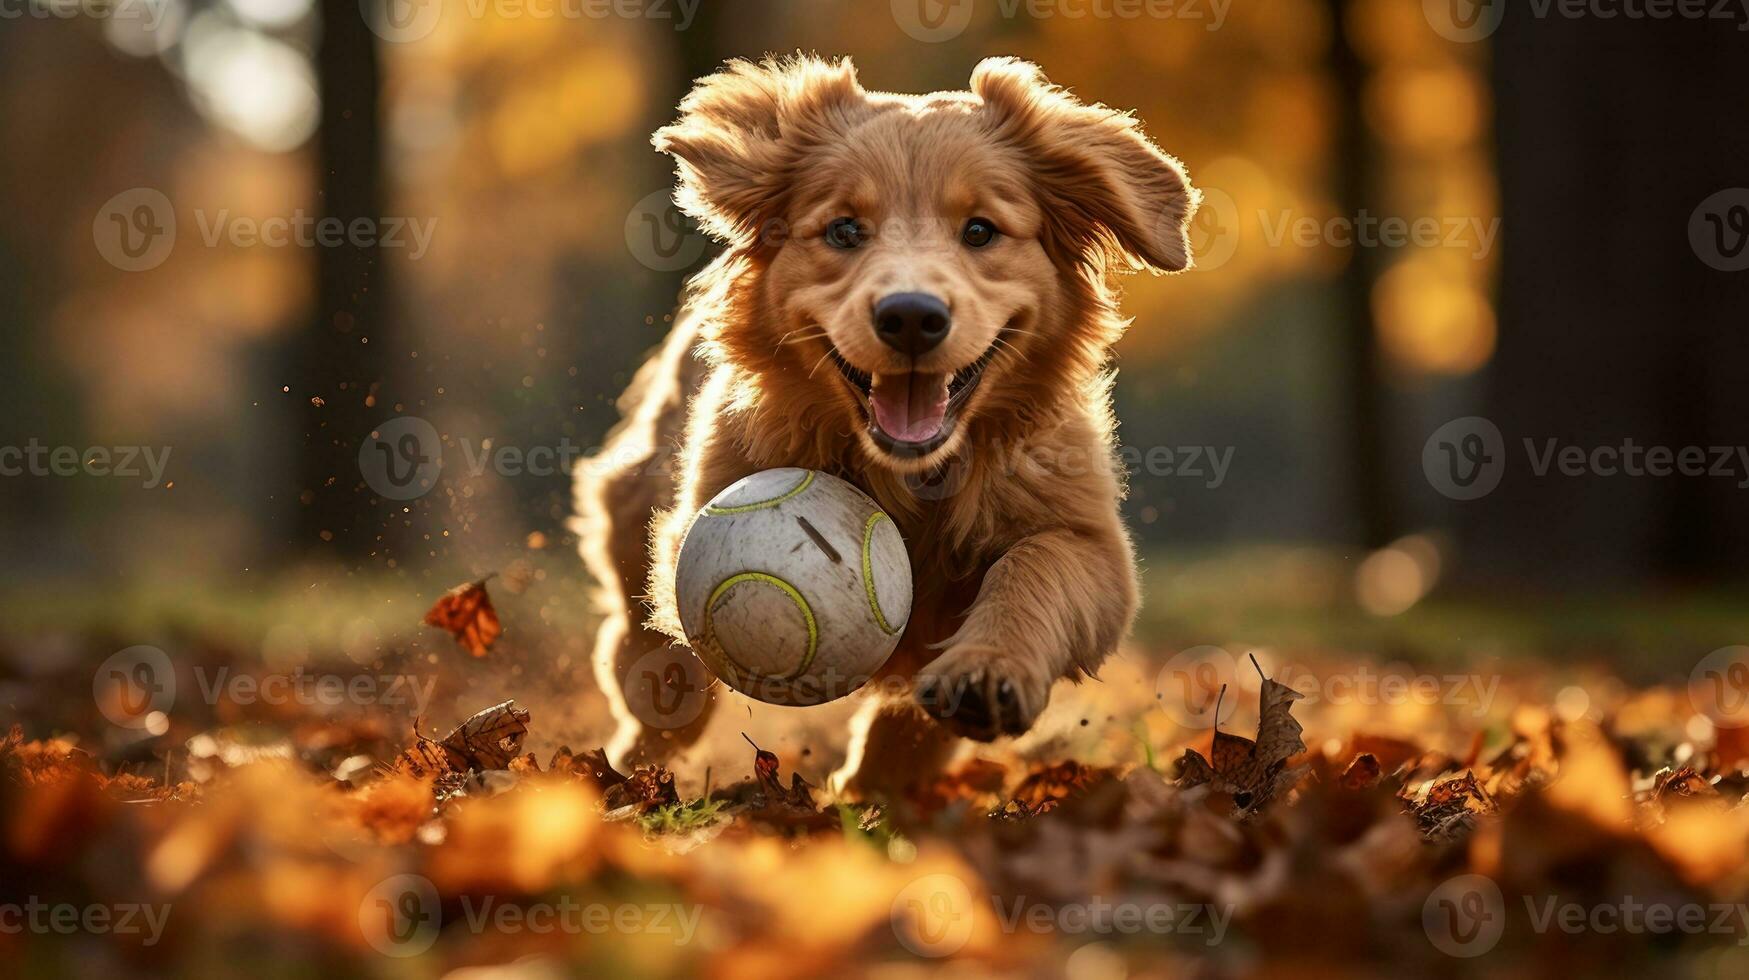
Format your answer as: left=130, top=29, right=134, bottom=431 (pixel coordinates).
left=574, top=55, right=1198, bottom=792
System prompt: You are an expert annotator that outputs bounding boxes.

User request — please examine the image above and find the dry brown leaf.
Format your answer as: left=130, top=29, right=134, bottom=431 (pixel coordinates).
left=1341, top=753, right=1383, bottom=789
left=1175, top=658, right=1310, bottom=810
left=423, top=577, right=503, bottom=656
left=1008, top=760, right=1111, bottom=815
left=392, top=700, right=530, bottom=778
left=611, top=766, right=680, bottom=812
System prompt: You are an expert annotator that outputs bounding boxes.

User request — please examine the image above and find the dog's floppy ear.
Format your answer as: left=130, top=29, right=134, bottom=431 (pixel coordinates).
left=972, top=57, right=1198, bottom=273
left=653, top=56, right=864, bottom=245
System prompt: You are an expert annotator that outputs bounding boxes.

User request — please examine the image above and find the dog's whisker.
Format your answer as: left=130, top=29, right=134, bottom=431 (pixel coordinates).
left=775, top=327, right=829, bottom=348
left=990, top=338, right=1025, bottom=359
left=806, top=348, right=835, bottom=379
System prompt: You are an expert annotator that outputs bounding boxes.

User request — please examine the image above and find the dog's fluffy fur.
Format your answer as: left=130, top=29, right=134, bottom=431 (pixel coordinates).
left=574, top=55, right=1197, bottom=791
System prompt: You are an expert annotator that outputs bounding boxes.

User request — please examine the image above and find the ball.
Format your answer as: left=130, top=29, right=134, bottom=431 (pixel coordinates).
left=676, top=468, right=912, bottom=706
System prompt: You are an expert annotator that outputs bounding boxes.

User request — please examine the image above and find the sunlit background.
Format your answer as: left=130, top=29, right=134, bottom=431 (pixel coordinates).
left=2, top=0, right=1746, bottom=644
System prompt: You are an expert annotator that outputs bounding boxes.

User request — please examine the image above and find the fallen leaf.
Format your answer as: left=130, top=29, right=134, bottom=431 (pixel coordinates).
left=1175, top=656, right=1309, bottom=811
left=392, top=700, right=530, bottom=778
left=1341, top=753, right=1382, bottom=789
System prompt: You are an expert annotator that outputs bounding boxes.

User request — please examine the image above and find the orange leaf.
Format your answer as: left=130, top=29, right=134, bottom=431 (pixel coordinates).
left=423, top=577, right=502, bottom=656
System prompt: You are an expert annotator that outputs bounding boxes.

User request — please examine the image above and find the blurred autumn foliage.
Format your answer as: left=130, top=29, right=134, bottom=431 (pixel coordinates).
left=0, top=0, right=1502, bottom=584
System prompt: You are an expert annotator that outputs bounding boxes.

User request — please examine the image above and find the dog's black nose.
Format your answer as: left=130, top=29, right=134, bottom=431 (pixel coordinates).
left=873, top=292, right=950, bottom=357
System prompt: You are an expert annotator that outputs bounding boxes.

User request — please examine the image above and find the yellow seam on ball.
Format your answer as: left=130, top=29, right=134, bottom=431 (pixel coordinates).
left=703, top=571, right=819, bottom=680
left=862, top=511, right=900, bottom=636
left=702, top=470, right=815, bottom=515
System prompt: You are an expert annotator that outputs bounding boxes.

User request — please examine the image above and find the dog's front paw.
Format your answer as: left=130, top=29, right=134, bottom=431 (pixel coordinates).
left=915, top=645, right=1051, bottom=741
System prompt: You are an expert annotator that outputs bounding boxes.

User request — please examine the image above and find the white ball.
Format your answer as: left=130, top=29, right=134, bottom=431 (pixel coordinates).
left=676, top=468, right=912, bottom=706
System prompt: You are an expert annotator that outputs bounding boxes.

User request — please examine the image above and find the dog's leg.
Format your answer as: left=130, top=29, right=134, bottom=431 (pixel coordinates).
left=575, top=315, right=710, bottom=769
left=831, top=696, right=961, bottom=800
left=594, top=619, right=716, bottom=767
left=595, top=369, right=761, bottom=767
left=918, top=524, right=1137, bottom=741
left=581, top=450, right=719, bottom=769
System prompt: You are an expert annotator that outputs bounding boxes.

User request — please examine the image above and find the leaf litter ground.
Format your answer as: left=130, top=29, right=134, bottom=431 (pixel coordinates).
left=7, top=573, right=1749, bottom=977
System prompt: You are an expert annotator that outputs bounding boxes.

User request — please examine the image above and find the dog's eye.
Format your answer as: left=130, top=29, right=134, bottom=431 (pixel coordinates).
left=961, top=218, right=999, bottom=248
left=824, top=217, right=866, bottom=250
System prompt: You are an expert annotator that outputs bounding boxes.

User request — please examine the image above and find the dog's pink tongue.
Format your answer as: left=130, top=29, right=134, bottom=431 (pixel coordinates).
left=870, top=372, right=949, bottom=443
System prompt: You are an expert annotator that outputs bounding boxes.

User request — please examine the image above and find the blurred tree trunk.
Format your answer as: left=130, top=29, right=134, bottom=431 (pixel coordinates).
left=1328, top=0, right=1395, bottom=548
left=1465, top=14, right=1749, bottom=585
left=294, top=0, right=393, bottom=559
left=673, top=1, right=732, bottom=85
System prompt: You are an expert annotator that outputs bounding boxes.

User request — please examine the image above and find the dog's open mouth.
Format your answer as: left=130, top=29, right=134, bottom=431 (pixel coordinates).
left=829, top=346, right=996, bottom=458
